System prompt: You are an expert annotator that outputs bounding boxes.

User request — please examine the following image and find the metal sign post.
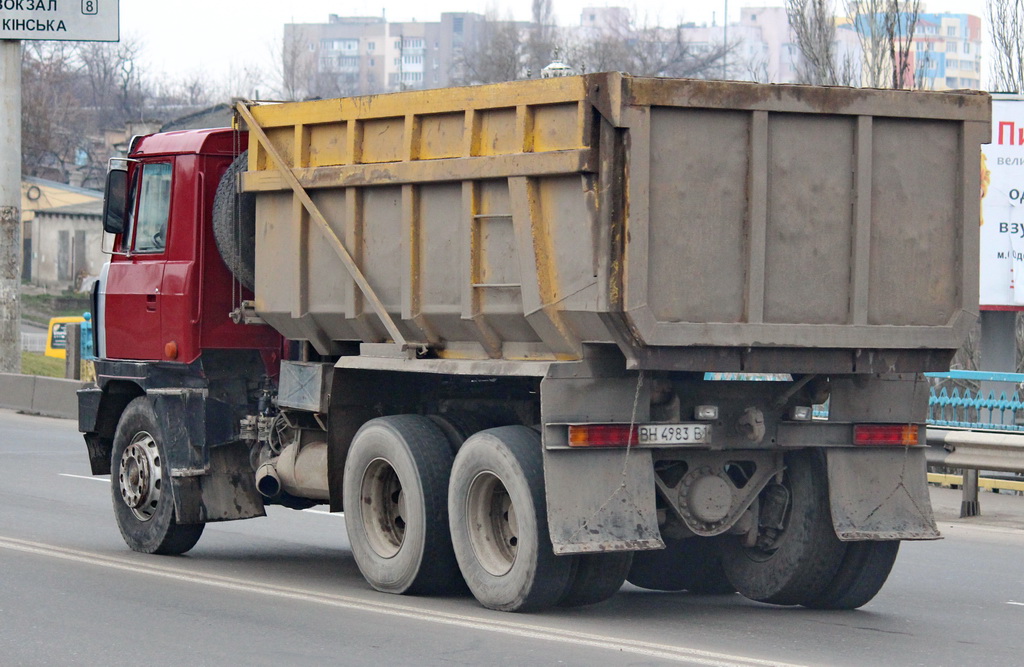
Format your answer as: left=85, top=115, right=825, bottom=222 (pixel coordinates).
left=0, top=1, right=119, bottom=372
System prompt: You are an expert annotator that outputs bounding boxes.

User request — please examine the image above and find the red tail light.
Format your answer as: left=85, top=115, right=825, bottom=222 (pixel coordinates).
left=568, top=424, right=638, bottom=447
left=853, top=424, right=919, bottom=446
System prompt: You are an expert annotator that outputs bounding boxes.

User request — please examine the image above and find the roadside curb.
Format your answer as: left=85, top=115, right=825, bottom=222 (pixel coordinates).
left=0, top=372, right=88, bottom=420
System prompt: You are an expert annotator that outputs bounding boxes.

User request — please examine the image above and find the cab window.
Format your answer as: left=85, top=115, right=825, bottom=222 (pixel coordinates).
left=127, top=162, right=172, bottom=253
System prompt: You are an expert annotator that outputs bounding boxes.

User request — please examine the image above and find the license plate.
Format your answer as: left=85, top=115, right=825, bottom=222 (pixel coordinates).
left=636, top=423, right=710, bottom=445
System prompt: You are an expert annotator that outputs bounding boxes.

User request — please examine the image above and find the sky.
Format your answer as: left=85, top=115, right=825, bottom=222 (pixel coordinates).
left=120, top=0, right=990, bottom=86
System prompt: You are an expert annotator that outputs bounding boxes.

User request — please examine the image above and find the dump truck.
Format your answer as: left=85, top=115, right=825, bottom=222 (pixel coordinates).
left=78, top=73, right=989, bottom=612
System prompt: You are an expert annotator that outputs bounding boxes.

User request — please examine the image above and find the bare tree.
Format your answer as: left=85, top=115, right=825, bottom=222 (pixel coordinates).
left=989, top=0, right=1024, bottom=92
left=787, top=0, right=858, bottom=85
left=527, top=0, right=557, bottom=75
left=275, top=26, right=317, bottom=100
left=566, top=11, right=735, bottom=79
left=451, top=17, right=527, bottom=85
left=845, top=0, right=921, bottom=88
left=78, top=38, right=149, bottom=123
left=21, top=43, right=87, bottom=181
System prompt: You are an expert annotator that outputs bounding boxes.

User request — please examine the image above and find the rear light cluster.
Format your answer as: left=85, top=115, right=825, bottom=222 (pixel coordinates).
left=853, top=424, right=920, bottom=446
left=568, top=425, right=637, bottom=447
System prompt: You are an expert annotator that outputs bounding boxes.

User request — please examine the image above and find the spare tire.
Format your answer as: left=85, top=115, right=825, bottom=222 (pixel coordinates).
left=212, top=150, right=256, bottom=291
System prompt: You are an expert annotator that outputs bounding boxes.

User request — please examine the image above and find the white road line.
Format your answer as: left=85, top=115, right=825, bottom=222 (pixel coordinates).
left=302, top=508, right=344, bottom=517
left=0, top=535, right=801, bottom=667
left=1008, top=601, right=1024, bottom=607
left=59, top=473, right=108, bottom=482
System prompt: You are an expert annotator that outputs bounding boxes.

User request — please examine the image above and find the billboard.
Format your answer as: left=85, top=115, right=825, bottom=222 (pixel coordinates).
left=981, top=96, right=1024, bottom=309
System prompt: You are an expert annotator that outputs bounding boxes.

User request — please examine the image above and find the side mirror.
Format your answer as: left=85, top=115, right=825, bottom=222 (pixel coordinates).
left=102, top=160, right=128, bottom=235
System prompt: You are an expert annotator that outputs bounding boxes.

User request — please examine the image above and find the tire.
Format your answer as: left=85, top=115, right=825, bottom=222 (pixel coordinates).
left=212, top=150, right=256, bottom=291
left=627, top=537, right=736, bottom=594
left=428, top=411, right=504, bottom=455
left=342, top=415, right=461, bottom=595
left=558, top=552, right=633, bottom=607
left=448, top=426, right=573, bottom=612
left=110, top=397, right=204, bottom=555
left=720, top=450, right=846, bottom=606
left=803, top=540, right=900, bottom=610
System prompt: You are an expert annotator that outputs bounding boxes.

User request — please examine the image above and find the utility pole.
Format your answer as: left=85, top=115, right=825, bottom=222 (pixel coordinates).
left=0, top=39, right=21, bottom=373
left=722, top=0, right=728, bottom=80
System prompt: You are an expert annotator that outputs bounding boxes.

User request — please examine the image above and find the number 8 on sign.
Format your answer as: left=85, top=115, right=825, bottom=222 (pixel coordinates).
left=82, top=0, right=97, bottom=14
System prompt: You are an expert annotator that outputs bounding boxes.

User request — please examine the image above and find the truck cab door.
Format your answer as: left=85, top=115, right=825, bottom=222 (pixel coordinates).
left=104, top=161, right=173, bottom=360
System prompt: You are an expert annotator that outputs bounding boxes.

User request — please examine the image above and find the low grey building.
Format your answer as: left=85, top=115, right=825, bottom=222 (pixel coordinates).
left=30, top=200, right=105, bottom=291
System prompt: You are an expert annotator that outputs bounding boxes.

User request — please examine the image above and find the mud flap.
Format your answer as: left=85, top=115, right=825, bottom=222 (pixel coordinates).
left=826, top=447, right=941, bottom=541
left=148, top=389, right=264, bottom=524
left=543, top=448, right=663, bottom=554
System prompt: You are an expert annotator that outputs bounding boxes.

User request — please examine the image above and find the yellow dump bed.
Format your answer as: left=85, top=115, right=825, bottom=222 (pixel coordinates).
left=240, top=73, right=989, bottom=373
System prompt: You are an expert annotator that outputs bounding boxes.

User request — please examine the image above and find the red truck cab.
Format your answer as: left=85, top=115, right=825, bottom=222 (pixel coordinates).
left=101, top=129, right=279, bottom=363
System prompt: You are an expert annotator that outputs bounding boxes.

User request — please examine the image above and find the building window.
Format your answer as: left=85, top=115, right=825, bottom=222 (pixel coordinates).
left=947, top=41, right=957, bottom=53
left=964, top=42, right=970, bottom=54
left=453, top=17, right=463, bottom=33
left=947, top=26, right=957, bottom=36
left=368, top=42, right=375, bottom=51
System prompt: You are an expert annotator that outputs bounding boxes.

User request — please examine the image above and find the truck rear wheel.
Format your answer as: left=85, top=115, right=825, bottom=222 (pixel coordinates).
left=111, top=397, right=204, bottom=555
left=627, top=536, right=735, bottom=594
left=557, top=552, right=633, bottom=607
left=342, top=415, right=461, bottom=595
left=802, top=540, right=899, bottom=610
left=448, top=426, right=573, bottom=612
left=720, top=450, right=846, bottom=606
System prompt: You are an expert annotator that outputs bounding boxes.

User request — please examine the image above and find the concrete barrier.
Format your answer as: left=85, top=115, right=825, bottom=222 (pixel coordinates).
left=0, top=372, right=88, bottom=420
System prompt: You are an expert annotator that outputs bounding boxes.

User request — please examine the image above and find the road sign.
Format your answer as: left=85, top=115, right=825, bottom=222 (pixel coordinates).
left=0, top=0, right=119, bottom=42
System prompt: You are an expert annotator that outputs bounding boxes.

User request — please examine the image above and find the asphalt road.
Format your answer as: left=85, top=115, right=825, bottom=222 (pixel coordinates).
left=2, top=408, right=1023, bottom=666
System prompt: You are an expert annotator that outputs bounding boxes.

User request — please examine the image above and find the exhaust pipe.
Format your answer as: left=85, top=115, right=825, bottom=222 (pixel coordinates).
left=254, top=442, right=330, bottom=501
left=255, top=463, right=282, bottom=498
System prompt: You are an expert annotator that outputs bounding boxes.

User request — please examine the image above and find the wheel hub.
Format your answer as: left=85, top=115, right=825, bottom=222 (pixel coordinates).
left=467, top=472, right=518, bottom=576
left=360, top=458, right=406, bottom=559
left=118, top=431, right=162, bottom=521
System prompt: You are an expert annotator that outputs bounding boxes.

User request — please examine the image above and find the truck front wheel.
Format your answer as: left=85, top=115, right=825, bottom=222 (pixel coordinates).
left=110, top=397, right=204, bottom=555
left=448, top=426, right=573, bottom=612
left=719, top=450, right=846, bottom=606
left=342, top=415, right=461, bottom=595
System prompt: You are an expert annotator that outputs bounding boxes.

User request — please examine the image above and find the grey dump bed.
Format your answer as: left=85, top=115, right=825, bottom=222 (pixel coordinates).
left=241, top=73, right=989, bottom=373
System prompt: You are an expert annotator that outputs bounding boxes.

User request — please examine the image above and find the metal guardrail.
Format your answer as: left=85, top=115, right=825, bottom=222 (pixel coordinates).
left=21, top=332, right=45, bottom=353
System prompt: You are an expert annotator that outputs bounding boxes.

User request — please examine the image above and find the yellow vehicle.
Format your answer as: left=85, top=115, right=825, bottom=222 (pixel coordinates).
left=44, top=315, right=86, bottom=359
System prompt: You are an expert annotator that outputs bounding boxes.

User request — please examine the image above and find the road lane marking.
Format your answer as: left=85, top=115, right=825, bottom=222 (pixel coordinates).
left=60, top=473, right=108, bottom=482
left=0, top=535, right=801, bottom=667
left=1009, top=601, right=1024, bottom=606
